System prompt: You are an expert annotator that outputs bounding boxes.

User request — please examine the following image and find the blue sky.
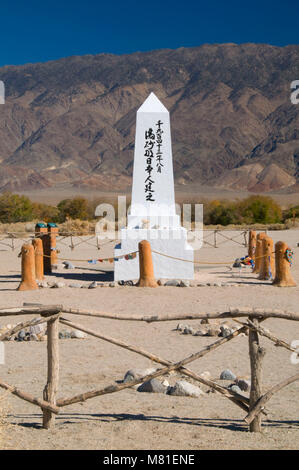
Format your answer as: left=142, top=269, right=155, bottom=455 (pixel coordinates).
left=0, top=0, right=298, bottom=66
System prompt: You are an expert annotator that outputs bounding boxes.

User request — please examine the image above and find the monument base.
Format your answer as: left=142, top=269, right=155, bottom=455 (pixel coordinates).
left=114, top=227, right=194, bottom=281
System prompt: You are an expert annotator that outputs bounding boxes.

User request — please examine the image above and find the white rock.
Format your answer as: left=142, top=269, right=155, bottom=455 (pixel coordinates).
left=70, top=329, right=87, bottom=339
left=167, top=380, right=204, bottom=398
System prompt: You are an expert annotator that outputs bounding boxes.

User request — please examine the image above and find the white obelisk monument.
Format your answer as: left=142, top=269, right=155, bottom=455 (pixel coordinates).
left=114, top=92, right=194, bottom=281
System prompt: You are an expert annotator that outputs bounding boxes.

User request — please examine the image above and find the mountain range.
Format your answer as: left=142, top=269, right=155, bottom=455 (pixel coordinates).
left=0, top=43, right=298, bottom=194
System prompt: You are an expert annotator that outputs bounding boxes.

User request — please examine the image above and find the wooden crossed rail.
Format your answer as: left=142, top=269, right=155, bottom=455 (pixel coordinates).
left=0, top=305, right=298, bottom=432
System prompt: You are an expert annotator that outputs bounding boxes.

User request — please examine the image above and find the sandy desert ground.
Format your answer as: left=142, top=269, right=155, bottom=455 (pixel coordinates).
left=0, top=229, right=298, bottom=450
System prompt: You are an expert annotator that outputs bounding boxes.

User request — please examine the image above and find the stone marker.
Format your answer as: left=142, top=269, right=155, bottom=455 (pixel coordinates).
left=114, top=93, right=194, bottom=281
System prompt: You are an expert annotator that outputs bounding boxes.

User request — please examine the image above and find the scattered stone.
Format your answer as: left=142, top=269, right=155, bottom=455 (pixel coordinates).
left=164, top=279, right=180, bottom=287
left=109, top=282, right=116, bottom=287
left=176, top=323, right=188, bottom=332
left=46, top=280, right=56, bottom=288
left=69, top=283, right=82, bottom=288
left=228, top=384, right=242, bottom=394
left=30, top=324, right=45, bottom=336
left=59, top=330, right=72, bottom=339
left=180, top=280, right=190, bottom=287
left=207, top=326, right=221, bottom=337
left=157, top=279, right=165, bottom=286
left=30, top=333, right=38, bottom=341
left=193, top=327, right=208, bottom=336
left=123, top=368, right=156, bottom=383
left=220, top=369, right=236, bottom=381
left=70, top=329, right=87, bottom=339
left=52, top=281, right=65, bottom=288
left=214, top=283, right=222, bottom=287
left=162, top=379, right=169, bottom=387
left=17, top=329, right=26, bottom=341
left=235, top=379, right=250, bottom=392
left=37, top=280, right=48, bottom=288
left=220, top=325, right=235, bottom=338
left=167, top=380, right=204, bottom=398
left=182, top=326, right=195, bottom=335
left=39, top=335, right=47, bottom=342
left=63, top=261, right=75, bottom=269
left=137, top=378, right=167, bottom=394
left=197, top=283, right=207, bottom=287
left=88, top=281, right=97, bottom=289
left=189, top=282, right=197, bottom=287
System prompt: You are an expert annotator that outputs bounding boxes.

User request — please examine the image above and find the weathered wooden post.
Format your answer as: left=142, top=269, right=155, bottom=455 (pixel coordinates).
left=214, top=230, right=217, bottom=248
left=258, top=236, right=275, bottom=280
left=137, top=240, right=158, bottom=287
left=43, top=223, right=59, bottom=274
left=32, top=238, right=44, bottom=282
left=248, top=230, right=256, bottom=261
left=248, top=318, right=266, bottom=432
left=43, top=315, right=59, bottom=429
left=253, top=232, right=267, bottom=274
left=273, top=241, right=296, bottom=287
left=17, top=244, right=38, bottom=291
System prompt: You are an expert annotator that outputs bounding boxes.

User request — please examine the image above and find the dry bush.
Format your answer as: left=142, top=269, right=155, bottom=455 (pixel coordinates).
left=0, top=221, right=42, bottom=236
left=58, top=219, right=97, bottom=236
left=284, top=217, right=299, bottom=229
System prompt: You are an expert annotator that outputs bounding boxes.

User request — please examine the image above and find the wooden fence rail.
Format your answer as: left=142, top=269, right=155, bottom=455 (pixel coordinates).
left=0, top=304, right=298, bottom=433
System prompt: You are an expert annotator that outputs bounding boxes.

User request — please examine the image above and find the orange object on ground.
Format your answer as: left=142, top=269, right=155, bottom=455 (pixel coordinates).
left=273, top=241, right=296, bottom=287
left=43, top=225, right=58, bottom=274
left=248, top=230, right=257, bottom=262
left=258, top=236, right=275, bottom=281
left=137, top=240, right=158, bottom=287
left=32, top=238, right=44, bottom=282
left=17, top=244, right=38, bottom=291
left=252, top=232, right=267, bottom=274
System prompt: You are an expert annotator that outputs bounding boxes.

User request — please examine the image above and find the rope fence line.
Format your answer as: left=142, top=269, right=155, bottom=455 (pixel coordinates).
left=37, top=248, right=289, bottom=267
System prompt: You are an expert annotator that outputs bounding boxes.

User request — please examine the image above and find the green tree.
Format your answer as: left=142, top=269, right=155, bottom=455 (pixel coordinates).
left=238, top=196, right=282, bottom=224
left=57, top=197, right=90, bottom=221
left=0, top=192, right=34, bottom=223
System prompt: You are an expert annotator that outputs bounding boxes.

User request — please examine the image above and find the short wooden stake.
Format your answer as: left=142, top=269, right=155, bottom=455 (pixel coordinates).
left=32, top=238, right=44, bottom=282
left=252, top=232, right=267, bottom=274
left=43, top=316, right=59, bottom=429
left=137, top=240, right=158, bottom=287
left=17, top=244, right=38, bottom=291
left=248, top=318, right=266, bottom=432
left=273, top=241, right=296, bottom=287
left=43, top=225, right=58, bottom=274
left=248, top=230, right=256, bottom=261
left=258, top=236, right=275, bottom=281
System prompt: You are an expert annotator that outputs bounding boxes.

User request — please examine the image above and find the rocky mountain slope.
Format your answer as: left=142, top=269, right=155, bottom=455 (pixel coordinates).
left=0, top=43, right=298, bottom=193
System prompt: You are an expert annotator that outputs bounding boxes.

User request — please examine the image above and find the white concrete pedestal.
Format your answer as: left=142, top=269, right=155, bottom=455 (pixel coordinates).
left=114, top=227, right=194, bottom=281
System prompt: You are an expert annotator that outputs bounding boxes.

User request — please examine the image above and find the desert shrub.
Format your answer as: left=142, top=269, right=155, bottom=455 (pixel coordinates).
left=0, top=192, right=34, bottom=223
left=282, top=205, right=299, bottom=222
left=58, top=218, right=96, bottom=235
left=202, top=196, right=282, bottom=226
left=31, top=203, right=60, bottom=223
left=237, top=195, right=282, bottom=224
left=57, top=197, right=91, bottom=222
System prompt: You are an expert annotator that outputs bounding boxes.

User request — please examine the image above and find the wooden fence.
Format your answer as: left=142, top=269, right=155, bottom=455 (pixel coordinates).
left=0, top=229, right=249, bottom=252
left=0, top=305, right=298, bottom=432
